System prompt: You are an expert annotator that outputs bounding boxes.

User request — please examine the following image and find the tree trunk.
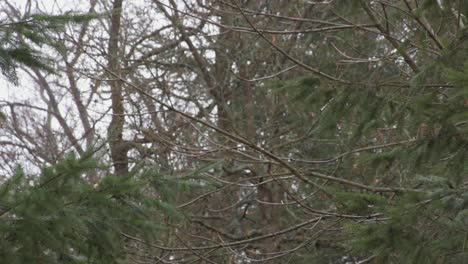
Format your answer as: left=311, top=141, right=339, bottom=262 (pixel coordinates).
left=107, top=0, right=128, bottom=176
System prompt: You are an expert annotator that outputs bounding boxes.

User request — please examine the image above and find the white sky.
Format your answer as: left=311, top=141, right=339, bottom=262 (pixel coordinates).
left=0, top=0, right=153, bottom=102
left=0, top=0, right=83, bottom=102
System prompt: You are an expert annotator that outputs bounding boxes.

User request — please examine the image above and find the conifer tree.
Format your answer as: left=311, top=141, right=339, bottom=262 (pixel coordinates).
left=0, top=153, right=186, bottom=263
left=268, top=1, right=468, bottom=262
left=1, top=1, right=468, bottom=263
left=0, top=11, right=97, bottom=84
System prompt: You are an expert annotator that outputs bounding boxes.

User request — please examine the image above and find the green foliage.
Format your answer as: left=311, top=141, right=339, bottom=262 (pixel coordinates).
left=271, top=76, right=327, bottom=112
left=334, top=190, right=386, bottom=215
left=29, top=13, right=101, bottom=25
left=0, top=12, right=99, bottom=84
left=1, top=0, right=468, bottom=262
left=0, top=153, right=180, bottom=263
left=266, top=13, right=468, bottom=261
left=346, top=186, right=468, bottom=263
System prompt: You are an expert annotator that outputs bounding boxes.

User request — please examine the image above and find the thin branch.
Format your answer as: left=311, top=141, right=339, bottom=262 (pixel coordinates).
left=361, top=1, right=420, bottom=73
left=232, top=1, right=349, bottom=83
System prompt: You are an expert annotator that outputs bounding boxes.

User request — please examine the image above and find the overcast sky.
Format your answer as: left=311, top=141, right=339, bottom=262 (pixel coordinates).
left=0, top=0, right=89, bottom=101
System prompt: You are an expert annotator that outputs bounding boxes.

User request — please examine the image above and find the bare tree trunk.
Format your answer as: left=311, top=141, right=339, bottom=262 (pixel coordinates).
left=107, top=0, right=128, bottom=176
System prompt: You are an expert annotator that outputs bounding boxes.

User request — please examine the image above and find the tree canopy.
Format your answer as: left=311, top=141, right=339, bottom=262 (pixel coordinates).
left=0, top=0, right=467, bottom=263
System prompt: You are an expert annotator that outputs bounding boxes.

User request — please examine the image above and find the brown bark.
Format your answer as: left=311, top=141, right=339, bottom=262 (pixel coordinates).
left=107, top=0, right=128, bottom=176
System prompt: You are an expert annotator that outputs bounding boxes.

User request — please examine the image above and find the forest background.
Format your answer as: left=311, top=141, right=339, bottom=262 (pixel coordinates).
left=0, top=0, right=467, bottom=263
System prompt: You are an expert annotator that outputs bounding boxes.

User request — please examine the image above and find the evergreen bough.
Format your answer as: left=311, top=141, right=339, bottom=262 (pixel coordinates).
left=0, top=153, right=181, bottom=263
left=0, top=12, right=99, bottom=84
